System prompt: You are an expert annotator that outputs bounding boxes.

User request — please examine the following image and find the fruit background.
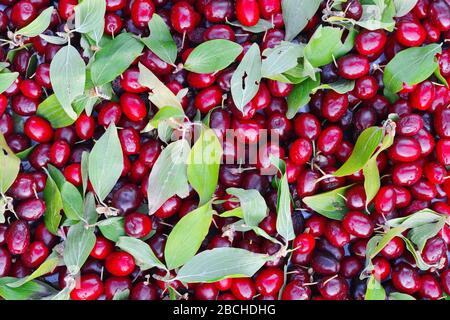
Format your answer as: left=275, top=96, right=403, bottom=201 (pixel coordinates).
left=0, top=0, right=448, bottom=301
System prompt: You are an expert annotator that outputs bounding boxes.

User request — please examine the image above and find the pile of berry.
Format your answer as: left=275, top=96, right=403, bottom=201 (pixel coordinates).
left=0, top=0, right=449, bottom=301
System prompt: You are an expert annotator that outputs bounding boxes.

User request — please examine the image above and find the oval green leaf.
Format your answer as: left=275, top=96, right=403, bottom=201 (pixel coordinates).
left=88, top=123, right=123, bottom=202
left=116, top=236, right=166, bottom=271
left=303, top=185, right=354, bottom=220
left=184, top=39, right=242, bottom=74
left=231, top=43, right=262, bottom=112
left=165, top=202, right=214, bottom=270
left=15, top=6, right=54, bottom=37
left=141, top=14, right=177, bottom=65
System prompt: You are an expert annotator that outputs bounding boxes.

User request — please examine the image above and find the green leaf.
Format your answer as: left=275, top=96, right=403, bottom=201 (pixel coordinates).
left=141, top=14, right=177, bottom=65
left=112, top=289, right=130, bottom=300
left=383, top=44, right=441, bottom=95
left=220, top=207, right=244, bottom=219
left=334, top=127, right=383, bottom=177
left=333, top=28, right=358, bottom=59
left=304, top=26, right=344, bottom=67
left=138, top=63, right=183, bottom=110
left=148, top=139, right=190, bottom=215
left=15, top=6, right=54, bottom=37
left=91, top=33, right=144, bottom=86
left=226, top=188, right=267, bottom=227
left=63, top=222, right=96, bottom=275
left=312, top=79, right=356, bottom=94
left=365, top=275, right=386, bottom=300
left=387, top=209, right=443, bottom=229
left=116, top=236, right=166, bottom=271
left=7, top=254, right=61, bottom=288
left=37, top=94, right=84, bottom=128
left=0, top=277, right=57, bottom=300
left=282, top=0, right=322, bottom=41
left=74, top=0, right=106, bottom=34
left=408, top=217, right=446, bottom=252
left=286, top=75, right=320, bottom=119
left=60, top=180, right=84, bottom=221
left=175, top=248, right=270, bottom=283
left=98, top=217, right=125, bottom=242
left=184, top=39, right=243, bottom=73
left=88, top=123, right=123, bottom=202
left=434, top=66, right=449, bottom=87
left=303, top=185, right=353, bottom=220
left=144, top=105, right=185, bottom=132
left=231, top=43, right=262, bottom=112
left=227, top=19, right=274, bottom=33
left=47, top=164, right=83, bottom=221
left=393, top=0, right=418, bottom=17
left=367, top=227, right=406, bottom=260
left=16, top=145, right=35, bottom=160
left=0, top=134, right=20, bottom=194
left=81, top=151, right=89, bottom=194
left=401, top=236, right=433, bottom=270
left=388, top=292, right=416, bottom=300
left=276, top=173, right=295, bottom=242
left=43, top=171, right=63, bottom=235
left=261, top=42, right=304, bottom=78
left=39, top=34, right=68, bottom=45
left=187, top=128, right=222, bottom=205
left=83, top=192, right=99, bottom=225
left=165, top=202, right=215, bottom=270
left=363, top=156, right=380, bottom=205
left=50, top=45, right=86, bottom=120
left=0, top=71, right=19, bottom=94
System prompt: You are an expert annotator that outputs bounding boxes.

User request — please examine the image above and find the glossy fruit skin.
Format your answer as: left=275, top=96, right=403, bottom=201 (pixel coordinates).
left=392, top=263, right=421, bottom=295
left=104, top=277, right=132, bottom=300
left=16, top=199, right=46, bottom=221
left=24, top=116, right=53, bottom=143
left=321, top=91, right=349, bottom=122
left=317, top=126, right=343, bottom=155
left=194, top=283, right=219, bottom=300
left=421, top=236, right=446, bottom=265
left=381, top=237, right=405, bottom=260
left=230, top=278, right=256, bottom=300
left=90, top=236, right=114, bottom=260
left=372, top=257, right=390, bottom=281
left=318, top=276, right=349, bottom=300
left=131, top=0, right=155, bottom=28
left=325, top=222, right=350, bottom=248
left=6, top=220, right=30, bottom=255
left=293, top=233, right=315, bottom=254
left=396, top=20, right=426, bottom=47
left=355, top=30, right=387, bottom=57
left=281, top=281, right=311, bottom=300
left=170, top=1, right=200, bottom=33
left=388, top=137, right=421, bottom=162
left=21, top=241, right=49, bottom=268
left=409, top=81, right=435, bottom=111
left=70, top=274, right=104, bottom=300
left=342, top=211, right=373, bottom=238
left=11, top=0, right=37, bottom=28
left=130, top=282, right=159, bottom=300
left=311, top=251, right=340, bottom=276
left=105, top=252, right=136, bottom=276
left=236, top=0, right=260, bottom=27
left=436, top=139, right=450, bottom=165
left=124, top=213, right=152, bottom=238
left=289, top=138, right=312, bottom=166
left=294, top=113, right=321, bottom=140
left=337, top=54, right=370, bottom=80
left=120, top=93, right=147, bottom=122
left=0, top=247, right=11, bottom=277
left=374, top=186, right=397, bottom=214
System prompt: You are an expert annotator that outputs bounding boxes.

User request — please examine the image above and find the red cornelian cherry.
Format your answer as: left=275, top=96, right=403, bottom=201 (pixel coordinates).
left=342, top=211, right=374, bottom=238
left=355, top=30, right=387, bottom=57
left=70, top=274, right=104, bottom=300
left=230, top=278, right=256, bottom=300
left=293, top=233, right=315, bottom=254
left=21, top=241, right=49, bottom=268
left=289, top=138, right=312, bottom=166
left=90, top=236, right=114, bottom=260
left=120, top=93, right=147, bottom=122
left=409, top=81, right=435, bottom=110
left=124, top=212, right=152, bottom=238
left=24, top=116, right=53, bottom=143
left=49, top=140, right=71, bottom=167
left=337, top=54, right=370, bottom=80
left=131, top=0, right=155, bottom=28
left=396, top=20, right=427, bottom=47
left=255, top=267, right=284, bottom=295
left=105, top=251, right=136, bottom=276
left=321, top=91, right=349, bottom=122
left=11, top=0, right=37, bottom=28
left=236, top=0, right=260, bottom=27
left=170, top=1, right=200, bottom=33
